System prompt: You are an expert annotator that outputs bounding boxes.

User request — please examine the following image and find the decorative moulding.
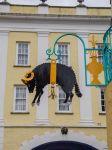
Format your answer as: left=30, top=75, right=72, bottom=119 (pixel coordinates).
left=19, top=130, right=107, bottom=150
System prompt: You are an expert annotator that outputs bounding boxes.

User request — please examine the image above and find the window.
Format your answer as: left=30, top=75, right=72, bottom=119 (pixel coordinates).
left=99, top=87, right=106, bottom=113
left=58, top=43, right=70, bottom=66
left=57, top=43, right=71, bottom=112
left=16, top=42, right=29, bottom=66
left=96, top=43, right=103, bottom=63
left=14, top=86, right=28, bottom=112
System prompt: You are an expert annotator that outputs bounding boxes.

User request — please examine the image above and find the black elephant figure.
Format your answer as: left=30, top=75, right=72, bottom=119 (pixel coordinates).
left=21, top=63, right=82, bottom=105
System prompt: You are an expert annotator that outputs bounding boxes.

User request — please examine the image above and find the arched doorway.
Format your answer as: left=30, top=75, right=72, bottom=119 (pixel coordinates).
left=32, top=141, right=98, bottom=150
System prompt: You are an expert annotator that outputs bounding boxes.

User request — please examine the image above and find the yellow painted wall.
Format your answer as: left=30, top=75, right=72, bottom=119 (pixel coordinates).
left=10, top=5, right=76, bottom=15
left=10, top=5, right=111, bottom=17
left=49, top=7, right=76, bottom=15
left=10, top=6, right=38, bottom=14
left=48, top=33, right=80, bottom=125
left=4, top=32, right=107, bottom=128
left=105, top=82, right=112, bottom=150
left=87, top=8, right=111, bottom=16
left=4, top=32, right=38, bottom=125
left=4, top=127, right=107, bottom=150
left=91, top=87, right=106, bottom=126
left=88, top=33, right=106, bottom=126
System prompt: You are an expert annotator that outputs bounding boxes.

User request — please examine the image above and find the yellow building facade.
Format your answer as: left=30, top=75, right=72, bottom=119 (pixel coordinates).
left=0, top=1, right=111, bottom=150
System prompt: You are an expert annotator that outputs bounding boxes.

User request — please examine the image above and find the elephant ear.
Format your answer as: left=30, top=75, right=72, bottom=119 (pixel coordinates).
left=21, top=71, right=34, bottom=84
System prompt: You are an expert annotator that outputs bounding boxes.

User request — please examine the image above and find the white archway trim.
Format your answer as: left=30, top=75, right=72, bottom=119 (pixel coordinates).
left=19, top=130, right=107, bottom=150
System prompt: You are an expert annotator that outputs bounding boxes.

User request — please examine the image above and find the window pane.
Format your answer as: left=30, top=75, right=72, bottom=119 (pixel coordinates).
left=102, top=105, right=105, bottom=112
left=59, top=87, right=65, bottom=98
left=24, top=55, right=28, bottom=64
left=59, top=103, right=69, bottom=111
left=96, top=43, right=103, bottom=63
left=17, top=42, right=29, bottom=65
left=64, top=45, right=68, bottom=54
left=101, top=100, right=104, bottom=105
left=59, top=99, right=69, bottom=111
left=61, top=55, right=68, bottom=65
left=101, top=94, right=104, bottom=99
left=15, top=99, right=26, bottom=111
left=100, top=88, right=106, bottom=113
left=15, top=86, right=27, bottom=112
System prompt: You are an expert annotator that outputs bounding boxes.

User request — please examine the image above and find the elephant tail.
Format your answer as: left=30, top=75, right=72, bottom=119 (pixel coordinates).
left=74, top=73, right=82, bottom=98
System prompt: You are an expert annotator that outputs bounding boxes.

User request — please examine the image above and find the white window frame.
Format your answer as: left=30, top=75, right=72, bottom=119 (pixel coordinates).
left=13, top=85, right=28, bottom=113
left=16, top=42, right=30, bottom=66
left=57, top=86, right=72, bottom=113
left=56, top=42, right=71, bottom=113
left=58, top=42, right=70, bottom=67
left=99, top=87, right=106, bottom=114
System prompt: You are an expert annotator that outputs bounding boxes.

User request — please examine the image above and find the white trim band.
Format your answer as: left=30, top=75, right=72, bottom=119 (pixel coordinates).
left=36, top=31, right=49, bottom=125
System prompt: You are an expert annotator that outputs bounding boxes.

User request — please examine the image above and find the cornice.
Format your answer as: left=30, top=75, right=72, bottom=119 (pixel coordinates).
left=0, top=13, right=110, bottom=34
left=2, top=3, right=111, bottom=8
left=4, top=125, right=107, bottom=128
left=0, top=13, right=110, bottom=22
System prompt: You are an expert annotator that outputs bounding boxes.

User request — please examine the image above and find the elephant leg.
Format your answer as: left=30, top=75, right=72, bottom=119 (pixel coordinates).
left=36, top=90, right=43, bottom=105
left=69, top=92, right=74, bottom=102
left=64, top=93, right=69, bottom=103
left=64, top=92, right=74, bottom=103
left=32, top=90, right=41, bottom=106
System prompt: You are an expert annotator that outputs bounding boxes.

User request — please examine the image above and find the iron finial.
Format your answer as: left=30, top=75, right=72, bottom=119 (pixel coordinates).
left=40, top=0, right=47, bottom=3
left=77, top=0, right=84, bottom=5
